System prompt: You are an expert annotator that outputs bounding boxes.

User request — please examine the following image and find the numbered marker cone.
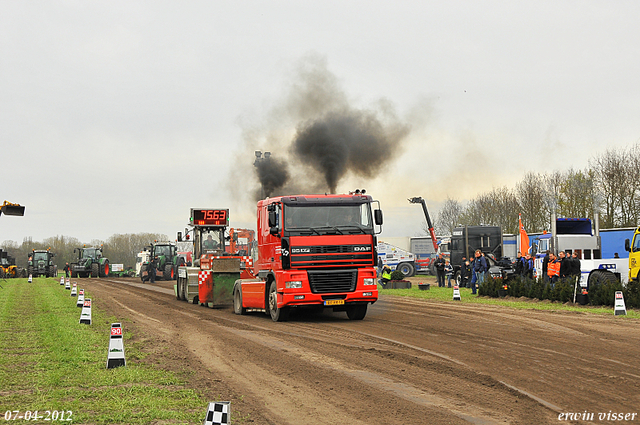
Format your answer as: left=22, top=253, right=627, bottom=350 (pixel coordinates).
left=70, top=283, right=77, bottom=297
left=79, top=298, right=92, bottom=325
left=65, top=280, right=71, bottom=290
left=77, top=290, right=84, bottom=308
left=28, top=274, right=32, bottom=283
left=60, top=277, right=64, bottom=285
left=66, top=278, right=70, bottom=286
left=453, top=285, right=461, bottom=301
left=106, top=323, right=126, bottom=369
left=203, top=401, right=230, bottom=425
left=614, top=291, right=627, bottom=316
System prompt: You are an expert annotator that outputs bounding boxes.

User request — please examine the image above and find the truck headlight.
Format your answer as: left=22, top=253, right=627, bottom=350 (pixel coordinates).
left=285, top=281, right=302, bottom=289
left=363, top=278, right=376, bottom=286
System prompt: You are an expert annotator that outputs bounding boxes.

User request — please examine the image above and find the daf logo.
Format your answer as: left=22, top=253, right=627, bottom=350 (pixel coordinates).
left=354, top=246, right=371, bottom=252
left=291, top=248, right=310, bottom=254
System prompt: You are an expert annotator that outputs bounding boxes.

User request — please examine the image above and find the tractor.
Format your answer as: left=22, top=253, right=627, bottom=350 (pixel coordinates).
left=27, top=249, right=57, bottom=278
left=0, top=250, right=25, bottom=278
left=140, top=241, right=179, bottom=282
left=71, top=246, right=110, bottom=278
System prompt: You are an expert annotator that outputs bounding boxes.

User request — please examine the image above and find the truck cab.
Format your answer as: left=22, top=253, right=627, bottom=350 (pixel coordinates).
left=234, top=193, right=382, bottom=322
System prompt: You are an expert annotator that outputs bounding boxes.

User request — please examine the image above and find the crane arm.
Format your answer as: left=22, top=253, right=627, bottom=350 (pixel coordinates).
left=408, top=197, right=438, bottom=253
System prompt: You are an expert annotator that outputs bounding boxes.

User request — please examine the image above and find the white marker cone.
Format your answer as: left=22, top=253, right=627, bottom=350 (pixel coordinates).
left=106, top=323, right=126, bottom=369
left=453, top=285, right=461, bottom=301
left=70, top=283, right=77, bottom=297
left=614, top=291, right=627, bottom=316
left=77, top=290, right=84, bottom=308
left=28, top=274, right=32, bottom=283
left=79, top=298, right=92, bottom=325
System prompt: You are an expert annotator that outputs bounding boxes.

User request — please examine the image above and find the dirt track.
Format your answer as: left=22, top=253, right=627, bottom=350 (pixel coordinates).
left=79, top=276, right=639, bottom=424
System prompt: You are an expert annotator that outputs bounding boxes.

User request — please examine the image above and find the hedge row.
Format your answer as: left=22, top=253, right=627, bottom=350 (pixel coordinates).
left=478, top=275, right=640, bottom=309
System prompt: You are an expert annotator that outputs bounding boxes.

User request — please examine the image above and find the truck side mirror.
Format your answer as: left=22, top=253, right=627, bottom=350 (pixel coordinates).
left=625, top=238, right=630, bottom=252
left=374, top=209, right=383, bottom=226
left=269, top=226, right=279, bottom=236
left=177, top=232, right=182, bottom=242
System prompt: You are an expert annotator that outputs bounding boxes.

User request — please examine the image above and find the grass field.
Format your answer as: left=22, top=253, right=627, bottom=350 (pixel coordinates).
left=380, top=277, right=640, bottom=318
left=0, top=277, right=208, bottom=424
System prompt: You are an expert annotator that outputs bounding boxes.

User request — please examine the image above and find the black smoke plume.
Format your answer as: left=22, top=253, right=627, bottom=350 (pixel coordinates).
left=292, top=110, right=406, bottom=193
left=254, top=156, right=289, bottom=198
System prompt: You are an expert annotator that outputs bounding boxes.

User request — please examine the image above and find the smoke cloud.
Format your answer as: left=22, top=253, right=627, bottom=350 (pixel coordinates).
left=231, top=53, right=411, bottom=201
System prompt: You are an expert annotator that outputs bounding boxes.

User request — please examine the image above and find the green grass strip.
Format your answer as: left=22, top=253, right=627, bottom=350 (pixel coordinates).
left=380, top=283, right=640, bottom=318
left=0, top=277, right=208, bottom=424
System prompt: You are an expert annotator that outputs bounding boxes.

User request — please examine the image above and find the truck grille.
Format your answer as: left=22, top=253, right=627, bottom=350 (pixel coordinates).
left=290, top=244, right=374, bottom=268
left=307, top=269, right=357, bottom=293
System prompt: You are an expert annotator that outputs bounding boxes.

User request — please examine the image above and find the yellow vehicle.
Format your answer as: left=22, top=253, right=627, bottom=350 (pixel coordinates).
left=625, top=227, right=640, bottom=281
left=0, top=250, right=25, bottom=278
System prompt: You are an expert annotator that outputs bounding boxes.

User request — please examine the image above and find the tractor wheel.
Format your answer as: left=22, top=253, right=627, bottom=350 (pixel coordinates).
left=268, top=280, right=290, bottom=322
left=233, top=285, right=246, bottom=315
left=27, top=266, right=33, bottom=278
left=346, top=304, right=368, bottom=320
left=49, top=265, right=56, bottom=278
left=91, top=263, right=99, bottom=278
left=163, top=265, right=173, bottom=281
left=100, top=261, right=109, bottom=278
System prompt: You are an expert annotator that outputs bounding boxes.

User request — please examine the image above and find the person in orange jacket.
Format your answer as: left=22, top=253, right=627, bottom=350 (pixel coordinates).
left=547, top=252, right=560, bottom=285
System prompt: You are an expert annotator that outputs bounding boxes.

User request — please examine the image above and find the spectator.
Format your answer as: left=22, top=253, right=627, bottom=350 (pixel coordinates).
left=547, top=253, right=560, bottom=285
left=571, top=252, right=581, bottom=277
left=461, top=259, right=472, bottom=288
left=514, top=251, right=524, bottom=275
left=558, top=251, right=570, bottom=278
left=380, top=265, right=392, bottom=288
left=63, top=262, right=70, bottom=278
left=542, top=251, right=550, bottom=283
left=434, top=253, right=446, bottom=288
left=524, top=254, right=534, bottom=279
left=444, top=260, right=454, bottom=288
left=472, top=249, right=487, bottom=294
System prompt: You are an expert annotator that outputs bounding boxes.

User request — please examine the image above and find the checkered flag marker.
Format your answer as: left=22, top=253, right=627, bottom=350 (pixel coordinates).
left=204, top=401, right=230, bottom=425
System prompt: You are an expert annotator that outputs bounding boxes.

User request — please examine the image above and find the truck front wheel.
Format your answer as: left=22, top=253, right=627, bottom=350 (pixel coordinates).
left=268, top=281, right=289, bottom=322
left=233, top=285, right=246, bottom=315
left=346, top=304, right=367, bottom=320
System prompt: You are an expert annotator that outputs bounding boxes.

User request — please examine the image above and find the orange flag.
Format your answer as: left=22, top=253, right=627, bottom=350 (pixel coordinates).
left=519, top=214, right=530, bottom=254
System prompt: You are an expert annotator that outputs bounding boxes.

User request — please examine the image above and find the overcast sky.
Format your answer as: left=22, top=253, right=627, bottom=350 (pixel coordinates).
left=2, top=1, right=640, bottom=245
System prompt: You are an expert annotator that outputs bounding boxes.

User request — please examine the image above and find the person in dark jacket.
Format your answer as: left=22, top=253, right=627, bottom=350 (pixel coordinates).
left=461, top=259, right=472, bottom=288
left=542, top=251, right=550, bottom=282
left=571, top=252, right=581, bottom=277
left=148, top=256, right=157, bottom=283
left=472, top=250, right=487, bottom=294
left=558, top=251, right=571, bottom=278
left=63, top=262, right=70, bottom=278
left=514, top=252, right=523, bottom=275
left=434, top=253, right=446, bottom=287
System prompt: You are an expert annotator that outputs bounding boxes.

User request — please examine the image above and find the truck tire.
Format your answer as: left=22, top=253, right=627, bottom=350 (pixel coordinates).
left=397, top=262, right=416, bottom=277
left=100, top=261, right=109, bottom=278
left=233, top=285, right=246, bottom=315
left=176, top=277, right=183, bottom=300
left=268, top=280, right=289, bottom=322
left=454, top=271, right=461, bottom=287
left=587, top=270, right=617, bottom=291
left=180, top=277, right=187, bottom=301
left=91, top=263, right=99, bottom=278
left=346, top=304, right=367, bottom=320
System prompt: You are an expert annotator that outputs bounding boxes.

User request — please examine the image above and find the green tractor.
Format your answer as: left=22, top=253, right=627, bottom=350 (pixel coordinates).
left=140, top=241, right=178, bottom=282
left=71, top=246, right=110, bottom=278
left=27, top=249, right=57, bottom=278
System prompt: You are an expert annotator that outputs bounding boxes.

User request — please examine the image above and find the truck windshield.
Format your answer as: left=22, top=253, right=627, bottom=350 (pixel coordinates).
left=284, top=204, right=373, bottom=234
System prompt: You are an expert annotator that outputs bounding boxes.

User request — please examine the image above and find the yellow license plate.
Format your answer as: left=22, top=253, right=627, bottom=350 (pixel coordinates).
left=324, top=299, right=344, bottom=306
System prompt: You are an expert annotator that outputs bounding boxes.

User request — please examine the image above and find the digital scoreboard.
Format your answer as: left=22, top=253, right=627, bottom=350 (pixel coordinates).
left=190, top=209, right=229, bottom=226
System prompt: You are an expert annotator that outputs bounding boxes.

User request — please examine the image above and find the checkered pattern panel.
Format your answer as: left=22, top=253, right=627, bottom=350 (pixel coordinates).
left=203, top=401, right=230, bottom=425
left=198, top=270, right=211, bottom=285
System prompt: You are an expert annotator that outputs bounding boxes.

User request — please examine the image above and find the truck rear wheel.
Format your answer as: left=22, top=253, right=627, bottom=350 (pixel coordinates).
left=176, top=277, right=184, bottom=300
left=397, top=262, right=416, bottom=277
left=268, top=280, right=289, bottom=322
left=91, top=263, right=99, bottom=278
left=233, top=285, right=246, bottom=315
left=346, top=304, right=367, bottom=320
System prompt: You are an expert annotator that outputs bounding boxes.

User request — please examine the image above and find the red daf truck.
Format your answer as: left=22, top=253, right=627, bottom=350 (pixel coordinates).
left=233, top=191, right=383, bottom=321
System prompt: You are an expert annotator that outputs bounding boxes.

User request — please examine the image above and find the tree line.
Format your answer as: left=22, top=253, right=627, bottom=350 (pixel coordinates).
left=433, top=142, right=640, bottom=236
left=1, top=233, right=168, bottom=269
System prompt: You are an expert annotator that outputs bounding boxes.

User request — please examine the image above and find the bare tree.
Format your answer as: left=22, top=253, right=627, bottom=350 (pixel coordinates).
left=433, top=197, right=463, bottom=235
left=516, top=172, right=548, bottom=233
